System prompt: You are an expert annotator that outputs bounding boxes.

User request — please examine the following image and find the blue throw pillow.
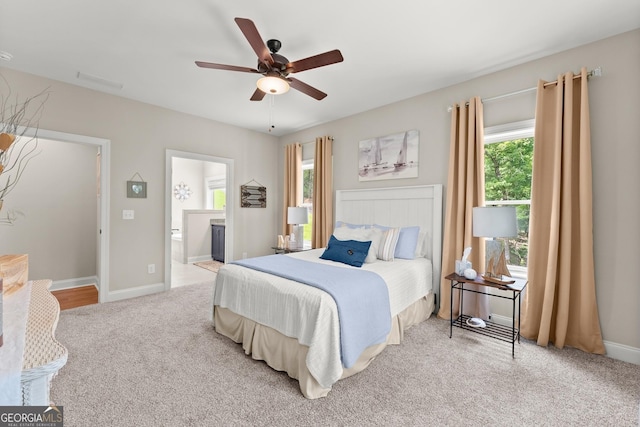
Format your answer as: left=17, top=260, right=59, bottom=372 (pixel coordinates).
left=395, top=226, right=420, bottom=259
left=320, top=235, right=371, bottom=267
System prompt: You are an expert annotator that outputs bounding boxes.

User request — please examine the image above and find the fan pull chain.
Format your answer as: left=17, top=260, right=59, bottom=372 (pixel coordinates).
left=268, top=95, right=275, bottom=132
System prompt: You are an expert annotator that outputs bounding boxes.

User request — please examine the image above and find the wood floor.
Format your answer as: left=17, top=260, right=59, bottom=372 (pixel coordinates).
left=50, top=263, right=215, bottom=310
left=52, top=285, right=98, bottom=310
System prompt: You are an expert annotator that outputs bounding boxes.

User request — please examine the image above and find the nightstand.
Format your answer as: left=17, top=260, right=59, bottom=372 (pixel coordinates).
left=445, top=272, right=528, bottom=357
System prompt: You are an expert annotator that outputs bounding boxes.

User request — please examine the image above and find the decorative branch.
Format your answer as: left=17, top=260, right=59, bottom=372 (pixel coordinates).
left=0, top=74, right=50, bottom=203
left=0, top=207, right=25, bottom=225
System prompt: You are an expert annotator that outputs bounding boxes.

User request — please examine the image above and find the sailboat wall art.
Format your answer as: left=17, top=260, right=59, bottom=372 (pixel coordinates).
left=358, top=130, right=419, bottom=181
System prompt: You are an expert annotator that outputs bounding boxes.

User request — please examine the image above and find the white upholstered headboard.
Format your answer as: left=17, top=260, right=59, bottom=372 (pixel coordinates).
left=335, top=184, right=443, bottom=309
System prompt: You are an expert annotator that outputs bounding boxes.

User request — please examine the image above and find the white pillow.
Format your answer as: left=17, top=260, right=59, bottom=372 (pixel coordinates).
left=333, top=226, right=379, bottom=263
left=373, top=224, right=420, bottom=259
left=415, top=230, right=428, bottom=258
left=367, top=227, right=383, bottom=261
left=335, top=221, right=371, bottom=229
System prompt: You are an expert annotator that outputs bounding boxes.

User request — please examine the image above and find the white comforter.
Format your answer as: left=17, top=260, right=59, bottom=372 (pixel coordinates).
left=212, top=249, right=432, bottom=389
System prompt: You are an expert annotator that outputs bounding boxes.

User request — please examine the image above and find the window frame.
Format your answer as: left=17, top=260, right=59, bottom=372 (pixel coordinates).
left=205, top=175, right=226, bottom=211
left=483, top=119, right=534, bottom=279
left=301, top=160, right=314, bottom=246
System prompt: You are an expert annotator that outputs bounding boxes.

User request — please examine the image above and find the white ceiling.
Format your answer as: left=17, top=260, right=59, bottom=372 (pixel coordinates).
left=1, top=1, right=639, bottom=136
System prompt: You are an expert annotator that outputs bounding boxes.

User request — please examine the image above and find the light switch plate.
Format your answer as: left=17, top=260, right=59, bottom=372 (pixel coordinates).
left=122, top=209, right=134, bottom=220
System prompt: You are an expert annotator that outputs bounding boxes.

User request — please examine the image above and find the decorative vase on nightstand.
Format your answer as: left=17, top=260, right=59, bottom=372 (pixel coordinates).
left=463, top=268, right=477, bottom=280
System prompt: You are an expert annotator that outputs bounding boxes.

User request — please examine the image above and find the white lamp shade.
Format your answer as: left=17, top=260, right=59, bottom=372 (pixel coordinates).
left=257, top=76, right=290, bottom=95
left=472, top=206, right=517, bottom=238
left=287, top=207, right=308, bottom=225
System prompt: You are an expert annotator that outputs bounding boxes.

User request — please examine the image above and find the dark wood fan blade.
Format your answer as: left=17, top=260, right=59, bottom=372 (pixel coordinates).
left=286, top=50, right=344, bottom=74
left=234, top=17, right=274, bottom=67
left=250, top=88, right=266, bottom=101
left=287, top=77, right=327, bottom=100
left=195, top=61, right=260, bottom=73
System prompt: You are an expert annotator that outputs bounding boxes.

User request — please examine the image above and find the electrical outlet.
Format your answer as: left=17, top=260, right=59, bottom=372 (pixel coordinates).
left=147, top=264, right=155, bottom=274
left=122, top=209, right=134, bottom=220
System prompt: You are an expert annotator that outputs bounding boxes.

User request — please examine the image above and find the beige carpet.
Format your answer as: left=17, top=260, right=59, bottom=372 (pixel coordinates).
left=193, top=259, right=224, bottom=273
left=50, top=282, right=640, bottom=426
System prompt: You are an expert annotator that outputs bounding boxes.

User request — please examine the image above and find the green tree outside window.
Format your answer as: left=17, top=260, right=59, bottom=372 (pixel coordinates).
left=484, top=137, right=533, bottom=267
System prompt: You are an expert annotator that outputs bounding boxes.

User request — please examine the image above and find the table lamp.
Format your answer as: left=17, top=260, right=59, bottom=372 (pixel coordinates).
left=472, top=206, right=518, bottom=279
left=287, top=207, right=308, bottom=249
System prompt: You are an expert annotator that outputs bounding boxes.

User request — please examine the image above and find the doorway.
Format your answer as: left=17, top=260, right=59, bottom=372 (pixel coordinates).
left=0, top=128, right=110, bottom=302
left=164, top=149, right=234, bottom=290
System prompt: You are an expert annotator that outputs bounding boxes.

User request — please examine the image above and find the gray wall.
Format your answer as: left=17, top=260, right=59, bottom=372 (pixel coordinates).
left=279, top=30, right=640, bottom=352
left=0, top=67, right=280, bottom=292
left=0, top=138, right=97, bottom=282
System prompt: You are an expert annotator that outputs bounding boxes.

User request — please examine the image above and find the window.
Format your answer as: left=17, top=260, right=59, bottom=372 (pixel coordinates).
left=301, top=160, right=314, bottom=245
left=205, top=176, right=226, bottom=210
left=484, top=120, right=534, bottom=276
left=212, top=189, right=226, bottom=210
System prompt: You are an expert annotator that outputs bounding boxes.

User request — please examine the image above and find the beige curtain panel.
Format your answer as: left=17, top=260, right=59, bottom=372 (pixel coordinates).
left=311, top=136, right=333, bottom=249
left=521, top=67, right=605, bottom=354
left=437, top=97, right=489, bottom=321
left=282, top=143, right=302, bottom=236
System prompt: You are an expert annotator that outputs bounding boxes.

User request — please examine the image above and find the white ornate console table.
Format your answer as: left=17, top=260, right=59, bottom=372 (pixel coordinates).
left=0, top=279, right=68, bottom=406
left=20, top=279, right=68, bottom=405
left=1, top=279, right=67, bottom=405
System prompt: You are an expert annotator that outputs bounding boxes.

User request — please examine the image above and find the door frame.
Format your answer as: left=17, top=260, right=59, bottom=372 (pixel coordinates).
left=164, top=149, right=234, bottom=290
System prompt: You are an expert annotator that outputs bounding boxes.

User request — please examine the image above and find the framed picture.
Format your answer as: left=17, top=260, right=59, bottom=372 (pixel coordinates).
left=358, top=129, right=419, bottom=181
left=240, top=184, right=266, bottom=208
left=127, top=180, right=147, bottom=198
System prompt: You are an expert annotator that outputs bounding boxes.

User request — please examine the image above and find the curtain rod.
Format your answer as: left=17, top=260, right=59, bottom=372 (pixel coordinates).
left=447, top=67, right=602, bottom=112
left=299, top=136, right=334, bottom=145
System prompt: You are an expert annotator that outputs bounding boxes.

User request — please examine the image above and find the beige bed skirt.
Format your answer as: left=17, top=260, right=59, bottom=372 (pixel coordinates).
left=213, top=293, right=435, bottom=399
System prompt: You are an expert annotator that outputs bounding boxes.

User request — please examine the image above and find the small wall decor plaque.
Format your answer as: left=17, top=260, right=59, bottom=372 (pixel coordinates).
left=127, top=173, right=147, bottom=198
left=241, top=179, right=266, bottom=208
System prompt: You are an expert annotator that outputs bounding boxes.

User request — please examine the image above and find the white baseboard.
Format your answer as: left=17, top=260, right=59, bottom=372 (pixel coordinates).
left=52, top=278, right=166, bottom=303
left=603, top=340, right=640, bottom=365
left=491, top=312, right=640, bottom=365
left=50, top=276, right=99, bottom=291
left=489, top=313, right=512, bottom=327
left=107, top=282, right=165, bottom=302
left=188, top=255, right=213, bottom=263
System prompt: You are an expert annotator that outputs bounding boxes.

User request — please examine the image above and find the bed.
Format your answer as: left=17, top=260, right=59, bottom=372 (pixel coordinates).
left=212, top=185, right=443, bottom=398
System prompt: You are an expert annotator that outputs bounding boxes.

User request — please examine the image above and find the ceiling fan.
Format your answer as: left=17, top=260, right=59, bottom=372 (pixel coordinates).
left=196, top=17, right=344, bottom=101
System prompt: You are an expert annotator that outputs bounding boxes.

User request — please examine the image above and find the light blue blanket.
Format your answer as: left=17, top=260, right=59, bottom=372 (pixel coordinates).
left=232, top=255, right=391, bottom=368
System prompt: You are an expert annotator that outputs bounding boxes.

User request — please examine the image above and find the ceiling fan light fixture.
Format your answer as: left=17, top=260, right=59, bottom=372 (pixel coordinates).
left=257, top=76, right=289, bottom=95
